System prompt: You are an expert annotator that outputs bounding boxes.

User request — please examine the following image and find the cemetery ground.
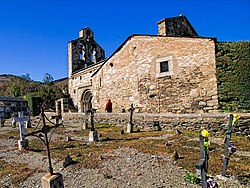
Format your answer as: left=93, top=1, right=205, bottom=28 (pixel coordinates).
left=0, top=118, right=249, bottom=188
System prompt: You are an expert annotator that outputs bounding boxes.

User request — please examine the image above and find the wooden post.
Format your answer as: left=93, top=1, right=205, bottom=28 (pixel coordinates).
left=222, top=114, right=233, bottom=176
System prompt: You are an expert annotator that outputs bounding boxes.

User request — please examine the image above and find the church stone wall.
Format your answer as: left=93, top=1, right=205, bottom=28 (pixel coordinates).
left=92, top=36, right=218, bottom=113
left=68, top=63, right=103, bottom=111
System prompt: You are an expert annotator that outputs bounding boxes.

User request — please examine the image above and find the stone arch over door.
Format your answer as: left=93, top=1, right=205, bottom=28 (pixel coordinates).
left=80, top=89, right=92, bottom=113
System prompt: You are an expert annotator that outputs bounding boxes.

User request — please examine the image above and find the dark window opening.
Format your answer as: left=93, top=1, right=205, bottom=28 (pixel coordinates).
left=160, top=61, right=169, bottom=73
left=110, top=63, right=113, bottom=67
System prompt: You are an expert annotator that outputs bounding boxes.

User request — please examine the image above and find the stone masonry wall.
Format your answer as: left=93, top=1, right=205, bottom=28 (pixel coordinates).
left=68, top=63, right=103, bottom=111
left=92, top=35, right=218, bottom=113
left=157, top=16, right=198, bottom=37
left=46, top=112, right=250, bottom=136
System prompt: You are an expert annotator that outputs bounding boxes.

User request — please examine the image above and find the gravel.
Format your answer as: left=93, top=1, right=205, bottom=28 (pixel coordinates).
left=0, top=124, right=248, bottom=188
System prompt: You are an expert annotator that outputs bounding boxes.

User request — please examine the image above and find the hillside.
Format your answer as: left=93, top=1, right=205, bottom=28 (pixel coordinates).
left=0, top=74, right=34, bottom=96
left=0, top=74, right=68, bottom=97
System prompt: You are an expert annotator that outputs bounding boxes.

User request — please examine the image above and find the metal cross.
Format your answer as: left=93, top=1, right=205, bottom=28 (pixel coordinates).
left=25, top=107, right=63, bottom=175
left=196, top=134, right=209, bottom=188
left=222, top=114, right=233, bottom=176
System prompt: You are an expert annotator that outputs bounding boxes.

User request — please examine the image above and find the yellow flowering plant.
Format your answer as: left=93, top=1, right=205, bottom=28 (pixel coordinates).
left=202, top=129, right=210, bottom=152
left=232, top=114, right=240, bottom=126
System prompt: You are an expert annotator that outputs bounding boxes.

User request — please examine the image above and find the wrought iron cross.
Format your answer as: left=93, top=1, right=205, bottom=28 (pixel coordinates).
left=25, top=107, right=63, bottom=175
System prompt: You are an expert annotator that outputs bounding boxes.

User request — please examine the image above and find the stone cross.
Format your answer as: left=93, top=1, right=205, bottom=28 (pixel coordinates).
left=222, top=114, right=233, bottom=176
left=83, top=110, right=89, bottom=130
left=127, top=103, right=135, bottom=133
left=196, top=134, right=208, bottom=188
left=88, top=108, right=98, bottom=142
left=13, top=111, right=29, bottom=150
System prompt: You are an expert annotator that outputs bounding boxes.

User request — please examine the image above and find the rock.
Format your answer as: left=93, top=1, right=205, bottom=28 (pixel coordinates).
left=171, top=151, right=180, bottom=161
left=66, top=136, right=72, bottom=142
left=63, top=155, right=74, bottom=168
left=99, top=155, right=104, bottom=160
left=176, top=129, right=183, bottom=135
left=165, top=142, right=171, bottom=146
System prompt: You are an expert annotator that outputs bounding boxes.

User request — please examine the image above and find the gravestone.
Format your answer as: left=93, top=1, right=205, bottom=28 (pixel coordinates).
left=0, top=107, right=5, bottom=127
left=127, top=103, right=135, bottom=133
left=25, top=120, right=32, bottom=128
left=83, top=111, right=88, bottom=129
left=88, top=108, right=98, bottom=142
left=50, top=115, right=62, bottom=125
left=13, top=111, right=29, bottom=150
left=41, top=173, right=64, bottom=188
left=222, top=114, right=233, bottom=176
left=0, top=112, right=4, bottom=127
left=196, top=134, right=209, bottom=188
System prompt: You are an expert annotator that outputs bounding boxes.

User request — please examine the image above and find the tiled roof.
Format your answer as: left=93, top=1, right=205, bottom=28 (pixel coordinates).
left=0, top=96, right=27, bottom=102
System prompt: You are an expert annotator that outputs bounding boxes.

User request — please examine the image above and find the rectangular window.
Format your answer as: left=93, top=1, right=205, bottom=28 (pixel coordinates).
left=160, top=61, right=169, bottom=73
left=156, top=56, right=173, bottom=78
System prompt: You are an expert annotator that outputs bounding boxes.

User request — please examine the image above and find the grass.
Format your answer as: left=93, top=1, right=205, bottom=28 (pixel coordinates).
left=0, top=122, right=249, bottom=186
left=0, top=159, right=43, bottom=187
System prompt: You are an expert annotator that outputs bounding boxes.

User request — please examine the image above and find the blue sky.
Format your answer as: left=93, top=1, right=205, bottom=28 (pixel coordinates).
left=0, top=0, right=249, bottom=81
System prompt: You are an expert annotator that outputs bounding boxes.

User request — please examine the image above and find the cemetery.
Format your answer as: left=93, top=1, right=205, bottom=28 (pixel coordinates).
left=0, top=108, right=249, bottom=187
left=0, top=13, right=249, bottom=188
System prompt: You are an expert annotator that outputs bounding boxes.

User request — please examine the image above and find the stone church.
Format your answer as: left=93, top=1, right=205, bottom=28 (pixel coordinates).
left=68, top=15, right=218, bottom=114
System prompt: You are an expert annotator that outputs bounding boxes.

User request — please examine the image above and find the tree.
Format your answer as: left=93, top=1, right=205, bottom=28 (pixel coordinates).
left=43, top=73, right=54, bottom=84
left=20, top=73, right=32, bottom=81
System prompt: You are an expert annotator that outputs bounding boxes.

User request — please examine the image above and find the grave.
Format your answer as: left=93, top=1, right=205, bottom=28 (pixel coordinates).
left=127, top=103, right=135, bottom=133
left=83, top=111, right=88, bottom=129
left=222, top=114, right=234, bottom=176
left=88, top=108, right=98, bottom=142
left=0, top=116, right=4, bottom=127
left=0, top=109, right=5, bottom=127
left=50, top=114, right=62, bottom=125
left=13, top=111, right=29, bottom=150
left=25, top=107, right=64, bottom=188
left=41, top=173, right=64, bottom=188
left=196, top=132, right=209, bottom=188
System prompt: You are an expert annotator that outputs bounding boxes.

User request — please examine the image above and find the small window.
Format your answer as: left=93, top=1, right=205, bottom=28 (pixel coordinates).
left=110, top=63, right=113, bottom=67
left=160, top=61, right=169, bottom=73
left=156, top=56, right=173, bottom=78
left=99, top=78, right=102, bottom=87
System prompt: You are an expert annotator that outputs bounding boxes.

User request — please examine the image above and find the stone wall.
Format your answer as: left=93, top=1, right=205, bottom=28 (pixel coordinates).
left=157, top=16, right=198, bottom=37
left=68, top=64, right=103, bottom=112
left=92, top=35, right=218, bottom=113
left=46, top=112, right=250, bottom=136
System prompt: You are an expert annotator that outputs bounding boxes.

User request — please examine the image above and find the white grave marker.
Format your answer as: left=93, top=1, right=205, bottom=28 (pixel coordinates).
left=13, top=111, right=29, bottom=150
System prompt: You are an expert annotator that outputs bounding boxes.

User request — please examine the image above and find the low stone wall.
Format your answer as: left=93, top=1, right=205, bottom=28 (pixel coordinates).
left=46, top=112, right=250, bottom=136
